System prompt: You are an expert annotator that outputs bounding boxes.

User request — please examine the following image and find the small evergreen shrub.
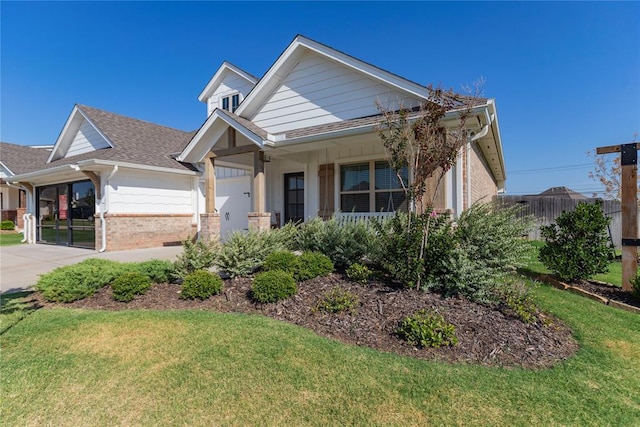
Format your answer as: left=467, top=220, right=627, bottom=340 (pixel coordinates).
left=316, top=287, right=359, bottom=314
left=252, top=270, right=297, bottom=303
left=295, top=217, right=376, bottom=267
left=296, top=252, right=334, bottom=281
left=346, top=263, right=372, bottom=285
left=111, top=271, right=152, bottom=302
left=216, top=225, right=297, bottom=278
left=492, top=277, right=538, bottom=323
left=1, top=220, right=15, bottom=230
left=173, top=239, right=218, bottom=278
left=35, top=258, right=125, bottom=302
left=630, top=275, right=640, bottom=301
left=396, top=309, right=458, bottom=348
left=180, top=270, right=223, bottom=300
left=263, top=250, right=299, bottom=275
left=130, top=259, right=175, bottom=283
left=540, top=202, right=611, bottom=282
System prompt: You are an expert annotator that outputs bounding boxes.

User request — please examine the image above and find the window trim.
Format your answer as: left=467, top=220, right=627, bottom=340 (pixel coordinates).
left=339, top=160, right=408, bottom=212
left=221, top=92, right=241, bottom=112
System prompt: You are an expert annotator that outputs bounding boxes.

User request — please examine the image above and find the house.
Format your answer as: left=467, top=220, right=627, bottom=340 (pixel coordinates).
left=6, top=35, right=506, bottom=251
left=0, top=142, right=51, bottom=229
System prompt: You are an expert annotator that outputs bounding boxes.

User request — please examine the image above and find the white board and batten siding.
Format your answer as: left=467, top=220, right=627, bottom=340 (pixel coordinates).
left=108, top=170, right=193, bottom=214
left=251, top=52, right=421, bottom=134
left=206, top=72, right=256, bottom=116
left=65, top=120, right=110, bottom=158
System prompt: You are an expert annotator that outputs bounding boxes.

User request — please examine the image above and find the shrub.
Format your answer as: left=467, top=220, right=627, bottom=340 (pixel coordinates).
left=35, top=258, right=125, bottom=302
left=316, top=287, right=359, bottom=314
left=263, top=250, right=299, bottom=275
left=539, top=202, right=611, bottom=282
left=216, top=225, right=297, bottom=278
left=180, top=270, right=223, bottom=300
left=111, top=271, right=152, bottom=302
left=252, top=270, right=297, bottom=303
left=1, top=220, right=15, bottom=230
left=346, top=263, right=372, bottom=285
left=295, top=217, right=376, bottom=268
left=396, top=309, right=458, bottom=348
left=491, top=277, right=538, bottom=323
left=296, top=252, right=334, bottom=281
left=130, top=259, right=174, bottom=283
left=424, top=202, right=534, bottom=303
left=173, top=239, right=218, bottom=278
left=630, top=275, right=640, bottom=301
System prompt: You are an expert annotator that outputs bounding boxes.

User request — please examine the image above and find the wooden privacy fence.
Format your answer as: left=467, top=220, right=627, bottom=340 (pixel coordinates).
left=496, top=196, right=626, bottom=248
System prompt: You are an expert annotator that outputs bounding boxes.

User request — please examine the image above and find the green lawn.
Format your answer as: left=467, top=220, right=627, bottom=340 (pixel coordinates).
left=0, top=232, right=23, bottom=246
left=1, top=281, right=639, bottom=426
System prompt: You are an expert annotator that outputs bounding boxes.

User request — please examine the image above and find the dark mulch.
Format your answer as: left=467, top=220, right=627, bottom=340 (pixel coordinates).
left=570, top=280, right=640, bottom=308
left=32, top=273, right=578, bottom=369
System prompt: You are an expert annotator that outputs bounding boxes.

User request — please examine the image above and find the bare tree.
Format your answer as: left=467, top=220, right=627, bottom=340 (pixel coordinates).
left=588, top=134, right=639, bottom=200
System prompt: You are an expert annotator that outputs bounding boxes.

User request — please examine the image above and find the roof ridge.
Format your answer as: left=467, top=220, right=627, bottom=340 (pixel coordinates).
left=76, top=104, right=191, bottom=135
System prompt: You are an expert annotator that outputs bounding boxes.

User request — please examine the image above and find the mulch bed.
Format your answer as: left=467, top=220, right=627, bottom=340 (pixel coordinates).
left=32, top=273, right=578, bottom=369
left=569, top=280, right=640, bottom=308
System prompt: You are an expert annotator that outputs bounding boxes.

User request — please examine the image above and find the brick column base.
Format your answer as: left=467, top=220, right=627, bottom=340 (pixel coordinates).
left=15, top=208, right=26, bottom=229
left=248, top=212, right=271, bottom=232
left=200, top=213, right=221, bottom=242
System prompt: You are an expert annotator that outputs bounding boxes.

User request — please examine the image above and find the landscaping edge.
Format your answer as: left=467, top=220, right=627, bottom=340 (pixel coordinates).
left=538, top=274, right=640, bottom=314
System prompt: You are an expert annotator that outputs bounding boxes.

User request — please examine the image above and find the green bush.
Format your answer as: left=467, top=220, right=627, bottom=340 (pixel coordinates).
left=372, top=212, right=430, bottom=289
left=630, top=275, right=640, bottom=301
left=295, top=217, right=376, bottom=268
left=173, top=239, right=218, bottom=278
left=1, top=220, right=15, bottom=230
left=424, top=202, right=534, bottom=303
left=111, top=271, right=152, bottom=302
left=263, top=250, right=299, bottom=275
left=539, top=202, right=611, bottom=282
left=180, top=270, right=223, bottom=300
left=130, top=259, right=174, bottom=283
left=296, top=252, right=334, bottom=281
left=316, top=287, right=359, bottom=314
left=35, top=258, right=125, bottom=302
left=251, top=270, right=297, bottom=303
left=216, top=224, right=298, bottom=278
left=396, top=309, right=458, bottom=348
left=491, top=277, right=538, bottom=323
left=346, top=263, right=372, bottom=285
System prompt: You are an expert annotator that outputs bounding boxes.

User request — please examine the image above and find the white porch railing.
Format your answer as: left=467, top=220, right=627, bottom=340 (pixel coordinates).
left=333, top=211, right=394, bottom=225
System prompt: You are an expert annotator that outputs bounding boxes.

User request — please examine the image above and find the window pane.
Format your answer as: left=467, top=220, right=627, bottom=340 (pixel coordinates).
left=341, top=193, right=369, bottom=212
left=341, top=163, right=369, bottom=192
left=222, top=97, right=229, bottom=111
left=375, top=161, right=408, bottom=190
left=232, top=94, right=239, bottom=112
left=375, top=191, right=408, bottom=212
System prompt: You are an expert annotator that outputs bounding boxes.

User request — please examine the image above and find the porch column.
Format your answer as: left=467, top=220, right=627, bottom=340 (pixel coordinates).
left=248, top=151, right=271, bottom=231
left=200, top=155, right=220, bottom=241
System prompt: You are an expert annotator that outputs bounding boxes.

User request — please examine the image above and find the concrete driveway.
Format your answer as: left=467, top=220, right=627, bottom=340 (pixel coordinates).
left=0, top=244, right=183, bottom=294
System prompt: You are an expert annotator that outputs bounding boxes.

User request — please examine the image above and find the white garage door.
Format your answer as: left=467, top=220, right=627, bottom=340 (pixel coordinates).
left=216, top=175, right=251, bottom=239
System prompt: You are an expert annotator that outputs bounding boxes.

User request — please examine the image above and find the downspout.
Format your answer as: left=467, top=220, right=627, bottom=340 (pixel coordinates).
left=466, top=109, right=492, bottom=209
left=99, top=165, right=119, bottom=252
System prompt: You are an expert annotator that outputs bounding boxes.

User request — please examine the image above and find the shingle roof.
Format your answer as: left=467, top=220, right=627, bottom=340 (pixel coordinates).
left=538, top=186, right=588, bottom=200
left=45, top=105, right=197, bottom=171
left=0, top=142, right=51, bottom=175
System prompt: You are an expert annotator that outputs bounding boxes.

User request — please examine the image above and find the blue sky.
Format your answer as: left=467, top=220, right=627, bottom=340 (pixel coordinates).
left=2, top=1, right=638, bottom=196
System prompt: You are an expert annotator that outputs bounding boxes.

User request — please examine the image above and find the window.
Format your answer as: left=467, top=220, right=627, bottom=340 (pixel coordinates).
left=221, top=93, right=240, bottom=112
left=340, top=161, right=408, bottom=212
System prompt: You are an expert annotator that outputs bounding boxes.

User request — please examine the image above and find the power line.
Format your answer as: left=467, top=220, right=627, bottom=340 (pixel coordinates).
left=507, top=163, right=593, bottom=175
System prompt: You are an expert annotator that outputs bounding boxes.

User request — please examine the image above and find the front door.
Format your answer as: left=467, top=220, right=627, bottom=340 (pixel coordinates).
left=284, top=172, right=304, bottom=224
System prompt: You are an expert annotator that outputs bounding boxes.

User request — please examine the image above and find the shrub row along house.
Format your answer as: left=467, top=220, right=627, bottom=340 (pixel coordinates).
left=1, top=35, right=506, bottom=252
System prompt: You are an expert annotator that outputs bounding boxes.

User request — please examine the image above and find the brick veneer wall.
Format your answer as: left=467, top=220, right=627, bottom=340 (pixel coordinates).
left=469, top=143, right=498, bottom=205
left=103, top=213, right=195, bottom=251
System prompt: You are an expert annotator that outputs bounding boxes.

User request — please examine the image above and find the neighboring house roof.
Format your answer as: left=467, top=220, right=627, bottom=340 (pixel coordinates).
left=0, top=142, right=51, bottom=176
left=44, top=105, right=197, bottom=172
left=538, top=186, right=588, bottom=200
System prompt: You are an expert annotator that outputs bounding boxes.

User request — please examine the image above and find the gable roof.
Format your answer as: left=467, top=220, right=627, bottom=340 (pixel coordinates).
left=0, top=142, right=51, bottom=176
left=235, top=35, right=441, bottom=119
left=198, top=61, right=259, bottom=103
left=45, top=105, right=196, bottom=172
left=538, top=186, right=588, bottom=200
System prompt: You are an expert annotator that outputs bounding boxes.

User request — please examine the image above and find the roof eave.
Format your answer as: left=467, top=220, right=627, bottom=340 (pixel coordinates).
left=197, top=62, right=259, bottom=103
